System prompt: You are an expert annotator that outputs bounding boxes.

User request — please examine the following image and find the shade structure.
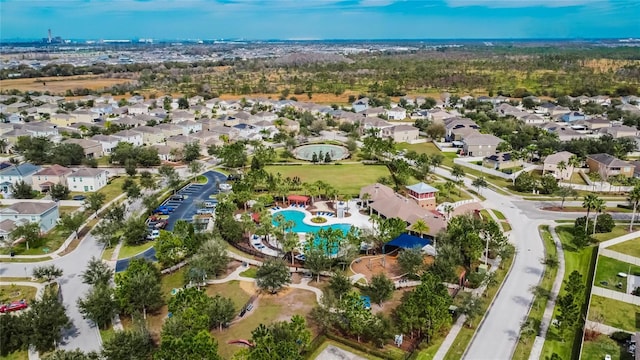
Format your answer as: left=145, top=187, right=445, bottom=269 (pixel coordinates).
left=384, top=233, right=431, bottom=253
left=287, top=195, right=310, bottom=203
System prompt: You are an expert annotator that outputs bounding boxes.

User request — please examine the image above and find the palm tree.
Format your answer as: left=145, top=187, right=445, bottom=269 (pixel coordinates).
left=628, top=184, right=640, bottom=232
left=361, top=192, right=372, bottom=211
left=582, top=194, right=599, bottom=232
left=472, top=177, right=488, bottom=194
left=591, top=198, right=606, bottom=235
left=443, top=204, right=454, bottom=220
left=0, top=138, right=8, bottom=154
left=557, top=160, right=567, bottom=181
left=410, top=219, right=430, bottom=238
left=568, top=155, right=581, bottom=183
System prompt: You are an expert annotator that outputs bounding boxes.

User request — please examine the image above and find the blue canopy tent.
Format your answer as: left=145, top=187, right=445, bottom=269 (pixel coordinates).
left=384, top=233, right=431, bottom=254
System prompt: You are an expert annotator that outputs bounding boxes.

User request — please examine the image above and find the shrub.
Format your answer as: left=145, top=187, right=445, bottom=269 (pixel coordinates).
left=610, top=331, right=632, bottom=343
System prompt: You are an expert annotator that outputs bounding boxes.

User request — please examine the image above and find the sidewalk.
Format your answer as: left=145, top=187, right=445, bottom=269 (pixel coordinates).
left=591, top=286, right=640, bottom=306
left=529, top=225, right=566, bottom=360
left=584, top=320, right=629, bottom=335
left=599, top=248, right=640, bottom=267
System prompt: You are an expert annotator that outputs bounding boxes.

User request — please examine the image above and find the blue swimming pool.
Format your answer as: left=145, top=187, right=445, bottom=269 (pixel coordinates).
left=273, top=210, right=352, bottom=235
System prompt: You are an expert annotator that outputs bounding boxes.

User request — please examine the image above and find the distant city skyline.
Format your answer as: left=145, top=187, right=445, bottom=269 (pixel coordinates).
left=1, top=0, right=639, bottom=41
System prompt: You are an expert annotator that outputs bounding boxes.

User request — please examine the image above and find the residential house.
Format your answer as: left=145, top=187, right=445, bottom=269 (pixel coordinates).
left=462, top=133, right=503, bottom=157
left=133, top=126, right=165, bottom=145
left=550, top=106, right=571, bottom=116
left=361, top=117, right=393, bottom=133
left=359, top=183, right=446, bottom=235
left=68, top=168, right=109, bottom=192
left=0, top=201, right=59, bottom=232
left=64, top=138, right=103, bottom=158
left=151, top=144, right=177, bottom=162
left=70, top=109, right=96, bottom=124
left=561, top=112, right=587, bottom=123
left=36, top=103, right=59, bottom=115
left=209, top=126, right=239, bottom=142
left=483, top=152, right=523, bottom=170
left=598, top=125, right=638, bottom=139
left=586, top=153, right=633, bottom=179
left=385, top=107, right=407, bottom=120
left=540, top=123, right=586, bottom=142
left=0, top=163, right=40, bottom=193
left=49, top=113, right=75, bottom=127
left=352, top=97, right=370, bottom=112
left=444, top=117, right=480, bottom=141
left=276, top=118, right=300, bottom=133
left=165, top=135, right=195, bottom=150
left=149, top=108, right=167, bottom=119
left=177, top=120, right=202, bottom=135
left=381, top=124, right=420, bottom=143
left=112, top=130, right=143, bottom=147
left=90, top=134, right=120, bottom=155
left=154, top=123, right=184, bottom=138
left=172, top=110, right=196, bottom=123
left=217, top=115, right=240, bottom=127
left=579, top=118, right=610, bottom=131
left=111, top=116, right=146, bottom=128
left=32, top=164, right=73, bottom=192
left=232, top=111, right=252, bottom=123
left=21, top=122, right=58, bottom=138
left=233, top=123, right=262, bottom=140
left=5, top=102, right=29, bottom=113
left=253, top=111, right=278, bottom=122
left=542, top=151, right=575, bottom=180
left=0, top=219, right=15, bottom=244
left=360, top=106, right=385, bottom=118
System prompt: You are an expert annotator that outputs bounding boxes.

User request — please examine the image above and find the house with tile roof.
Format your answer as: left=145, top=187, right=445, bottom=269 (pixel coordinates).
left=32, top=165, right=73, bottom=192
left=68, top=168, right=109, bottom=192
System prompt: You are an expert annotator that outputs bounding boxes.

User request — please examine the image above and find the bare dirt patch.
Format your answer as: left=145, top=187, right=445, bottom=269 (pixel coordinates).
left=0, top=75, right=135, bottom=93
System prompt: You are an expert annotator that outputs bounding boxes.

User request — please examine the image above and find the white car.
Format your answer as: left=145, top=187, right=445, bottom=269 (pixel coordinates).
left=604, top=355, right=611, bottom=360
left=147, top=229, right=160, bottom=240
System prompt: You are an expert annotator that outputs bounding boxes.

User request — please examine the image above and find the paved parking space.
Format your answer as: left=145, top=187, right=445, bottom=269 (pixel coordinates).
left=115, top=170, right=228, bottom=272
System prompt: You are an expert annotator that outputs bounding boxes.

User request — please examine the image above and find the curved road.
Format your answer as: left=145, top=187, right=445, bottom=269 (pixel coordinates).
left=0, top=170, right=226, bottom=353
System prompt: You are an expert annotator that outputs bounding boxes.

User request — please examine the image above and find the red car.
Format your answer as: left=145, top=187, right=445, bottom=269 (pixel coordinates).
left=0, top=300, right=28, bottom=313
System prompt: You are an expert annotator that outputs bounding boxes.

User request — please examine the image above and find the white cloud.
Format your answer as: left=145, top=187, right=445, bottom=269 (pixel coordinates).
left=445, top=0, right=604, bottom=8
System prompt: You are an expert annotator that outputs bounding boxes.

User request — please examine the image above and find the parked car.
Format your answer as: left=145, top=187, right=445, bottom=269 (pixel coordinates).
left=146, top=229, right=160, bottom=240
left=203, top=201, right=217, bottom=208
left=72, top=195, right=86, bottom=201
left=0, top=300, right=28, bottom=313
left=153, top=206, right=174, bottom=215
left=196, top=208, right=214, bottom=215
left=170, top=195, right=184, bottom=201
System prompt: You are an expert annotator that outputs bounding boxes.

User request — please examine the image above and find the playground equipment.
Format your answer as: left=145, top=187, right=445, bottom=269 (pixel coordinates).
left=228, top=339, right=254, bottom=347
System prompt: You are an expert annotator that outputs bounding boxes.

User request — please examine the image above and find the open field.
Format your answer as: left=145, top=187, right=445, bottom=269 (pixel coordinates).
left=592, top=226, right=640, bottom=242
left=541, top=226, right=596, bottom=360
left=588, top=295, right=640, bottom=332
left=608, top=237, right=640, bottom=257
left=265, top=163, right=390, bottom=196
left=0, top=75, right=134, bottom=93
left=594, top=255, right=640, bottom=293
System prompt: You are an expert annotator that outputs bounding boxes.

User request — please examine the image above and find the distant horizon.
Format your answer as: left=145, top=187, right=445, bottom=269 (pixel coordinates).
left=2, top=0, right=639, bottom=41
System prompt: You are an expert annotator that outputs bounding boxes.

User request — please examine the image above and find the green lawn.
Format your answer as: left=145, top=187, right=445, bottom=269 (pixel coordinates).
left=581, top=335, right=633, bottom=360
left=513, top=226, right=559, bottom=360
left=161, top=268, right=186, bottom=297
left=265, top=163, right=391, bottom=196
left=414, top=336, right=446, bottom=360
left=204, top=281, right=252, bottom=311
left=541, top=226, right=596, bottom=360
left=1, top=350, right=29, bottom=360
left=501, top=222, right=512, bottom=232
left=195, top=175, right=208, bottom=184
left=594, top=255, right=640, bottom=293
left=239, top=267, right=257, bottom=278
left=592, top=226, right=640, bottom=242
left=492, top=209, right=506, bottom=220
left=117, top=241, right=155, bottom=260
left=588, top=295, right=640, bottom=332
left=0, top=224, right=73, bottom=256
left=100, top=328, right=116, bottom=343
left=608, top=238, right=640, bottom=257
left=0, top=284, right=38, bottom=303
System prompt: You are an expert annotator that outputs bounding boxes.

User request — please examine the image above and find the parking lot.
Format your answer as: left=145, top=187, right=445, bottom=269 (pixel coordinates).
left=114, top=170, right=228, bottom=272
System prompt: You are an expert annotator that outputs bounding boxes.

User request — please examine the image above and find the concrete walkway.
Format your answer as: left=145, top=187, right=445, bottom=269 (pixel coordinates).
left=591, top=286, right=640, bottom=306
left=599, top=248, right=640, bottom=267
left=584, top=320, right=629, bottom=335
left=529, top=225, right=566, bottom=360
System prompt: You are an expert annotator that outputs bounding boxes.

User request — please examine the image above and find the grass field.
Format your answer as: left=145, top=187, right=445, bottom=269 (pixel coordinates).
left=588, top=295, right=640, bottom=332
left=0, top=351, right=29, bottom=360
left=239, top=267, right=257, bottom=278
left=513, top=226, right=559, bottom=360
left=0, top=284, right=38, bottom=303
left=204, top=280, right=252, bottom=312
left=265, top=163, right=390, bottom=196
left=0, top=75, right=134, bottom=93
left=395, top=142, right=458, bottom=167
left=592, top=226, right=640, bottom=242
left=541, top=226, right=596, bottom=360
left=607, top=237, right=640, bottom=257
left=594, top=255, right=640, bottom=293
left=581, top=335, right=633, bottom=360
left=117, top=241, right=155, bottom=260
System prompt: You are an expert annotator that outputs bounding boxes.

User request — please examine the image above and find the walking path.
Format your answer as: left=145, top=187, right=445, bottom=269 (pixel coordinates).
left=591, top=286, right=640, bottom=305
left=584, top=320, right=629, bottom=335
left=529, top=225, right=566, bottom=360
left=599, top=248, right=640, bottom=266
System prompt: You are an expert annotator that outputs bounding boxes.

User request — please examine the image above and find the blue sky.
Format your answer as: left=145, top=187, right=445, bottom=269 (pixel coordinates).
left=1, top=0, right=639, bottom=40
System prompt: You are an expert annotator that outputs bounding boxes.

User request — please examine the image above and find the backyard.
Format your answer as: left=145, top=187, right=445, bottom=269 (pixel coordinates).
left=0, top=284, right=38, bottom=303
left=594, top=255, right=640, bottom=293
left=581, top=335, right=633, bottom=360
left=588, top=295, right=640, bottom=333
left=608, top=238, right=640, bottom=257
